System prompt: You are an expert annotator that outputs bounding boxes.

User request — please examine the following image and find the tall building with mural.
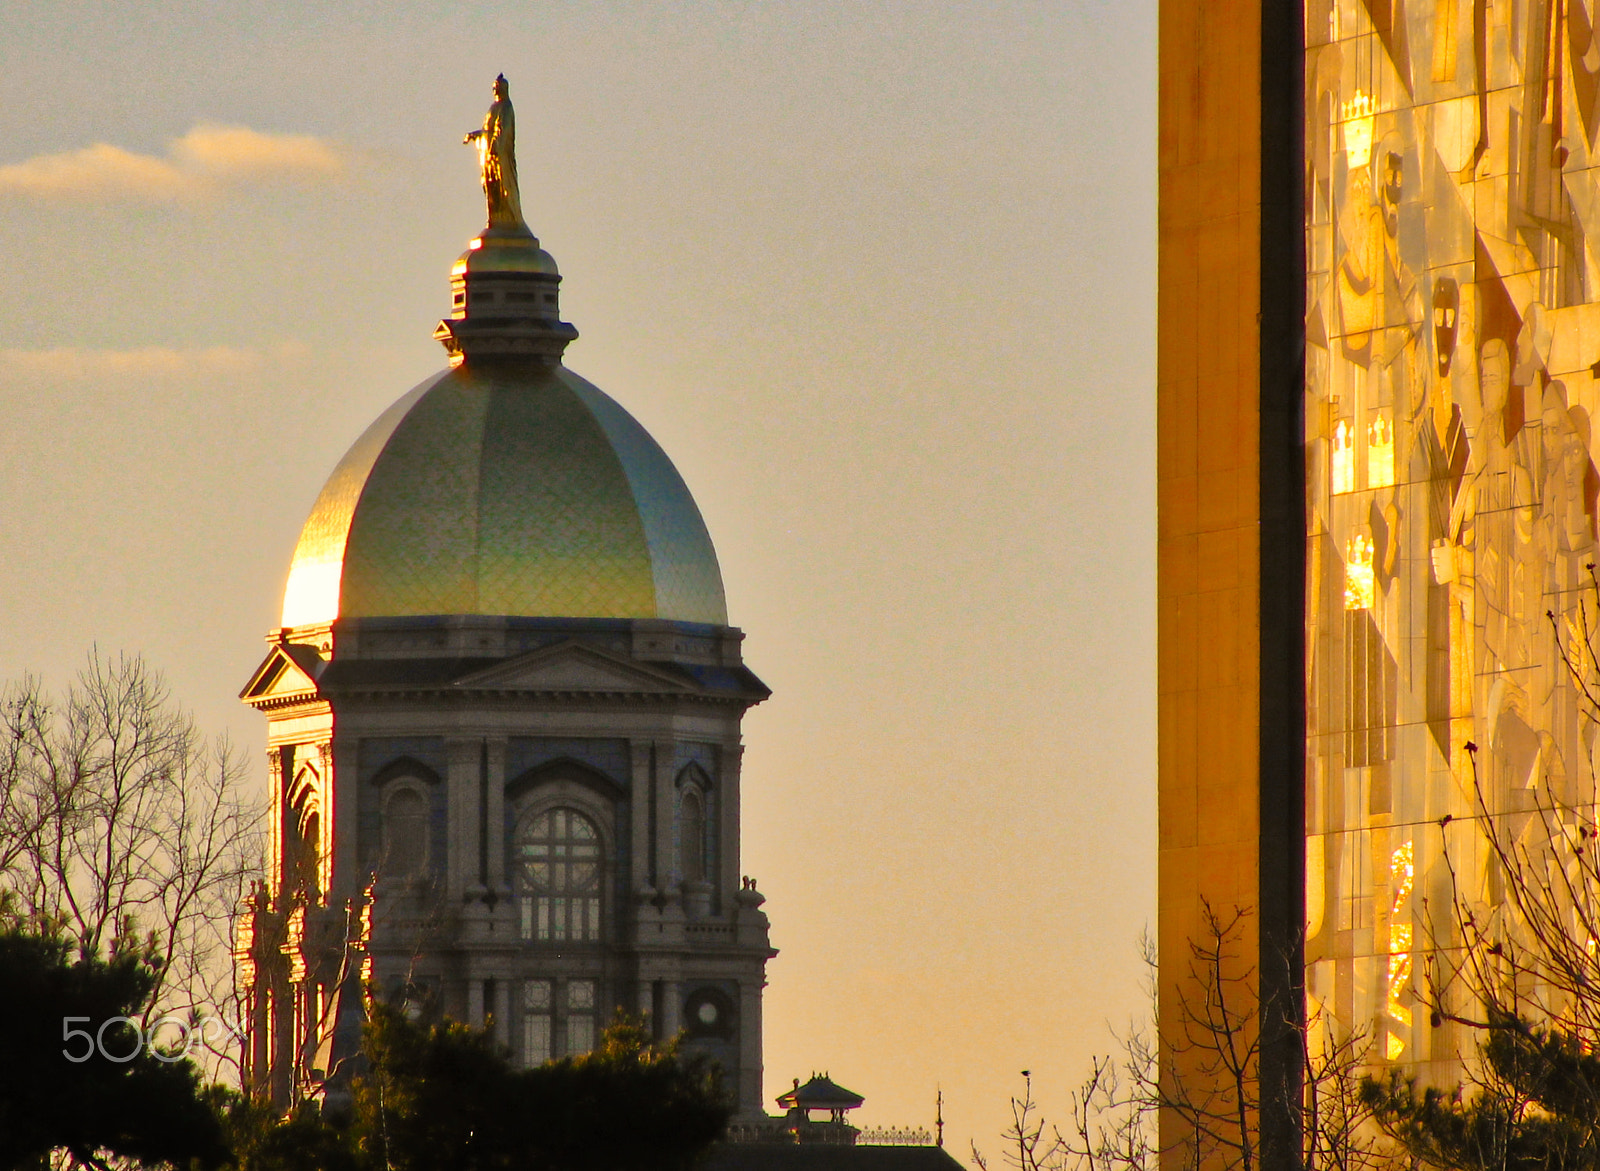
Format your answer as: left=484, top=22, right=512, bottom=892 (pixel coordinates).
left=1161, top=0, right=1600, bottom=1162
left=236, top=77, right=776, bottom=1113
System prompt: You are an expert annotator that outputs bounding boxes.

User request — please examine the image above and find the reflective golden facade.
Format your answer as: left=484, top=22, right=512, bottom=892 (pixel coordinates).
left=1305, top=0, right=1600, bottom=1081
left=1161, top=0, right=1600, bottom=1160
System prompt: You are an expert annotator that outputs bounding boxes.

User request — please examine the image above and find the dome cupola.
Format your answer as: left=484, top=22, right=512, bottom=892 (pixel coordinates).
left=279, top=365, right=728, bottom=629
left=279, top=77, right=727, bottom=632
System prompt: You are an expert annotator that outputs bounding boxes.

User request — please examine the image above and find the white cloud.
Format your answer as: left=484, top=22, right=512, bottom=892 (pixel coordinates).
left=0, top=125, right=342, bottom=203
left=169, top=124, right=341, bottom=182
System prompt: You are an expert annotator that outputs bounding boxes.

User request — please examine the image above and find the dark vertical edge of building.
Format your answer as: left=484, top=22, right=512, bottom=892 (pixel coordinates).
left=1258, top=0, right=1307, bottom=1167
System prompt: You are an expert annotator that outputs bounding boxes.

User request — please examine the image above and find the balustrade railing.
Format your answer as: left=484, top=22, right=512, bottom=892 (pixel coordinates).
left=858, top=1126, right=934, bottom=1146
left=723, top=1121, right=934, bottom=1147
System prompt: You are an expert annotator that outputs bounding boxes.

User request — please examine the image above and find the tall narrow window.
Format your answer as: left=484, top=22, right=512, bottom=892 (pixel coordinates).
left=523, top=979, right=552, bottom=1066
left=294, top=807, right=321, bottom=897
left=516, top=808, right=602, bottom=942
left=680, top=789, right=706, bottom=883
left=566, top=979, right=596, bottom=1055
left=384, top=788, right=429, bottom=877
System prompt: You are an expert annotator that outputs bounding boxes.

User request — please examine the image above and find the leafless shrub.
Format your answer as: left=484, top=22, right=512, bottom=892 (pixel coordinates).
left=0, top=651, right=262, bottom=1078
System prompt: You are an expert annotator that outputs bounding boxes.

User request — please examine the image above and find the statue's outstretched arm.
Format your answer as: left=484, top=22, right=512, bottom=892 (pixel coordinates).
left=464, top=129, right=484, bottom=144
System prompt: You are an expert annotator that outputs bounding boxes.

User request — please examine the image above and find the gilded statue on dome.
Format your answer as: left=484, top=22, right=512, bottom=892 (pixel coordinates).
left=464, top=74, right=525, bottom=230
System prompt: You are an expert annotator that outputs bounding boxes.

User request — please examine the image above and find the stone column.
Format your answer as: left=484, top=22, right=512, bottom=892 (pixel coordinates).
left=270, top=982, right=294, bottom=1106
left=446, top=738, right=481, bottom=898
left=720, top=740, right=744, bottom=910
left=316, top=741, right=335, bottom=898
left=629, top=739, right=654, bottom=889
left=660, top=979, right=681, bottom=1036
left=739, top=976, right=764, bottom=1116
left=268, top=748, right=287, bottom=898
left=467, top=978, right=485, bottom=1027
left=330, top=734, right=360, bottom=897
left=652, top=740, right=676, bottom=890
left=494, top=979, right=510, bottom=1046
left=486, top=737, right=508, bottom=893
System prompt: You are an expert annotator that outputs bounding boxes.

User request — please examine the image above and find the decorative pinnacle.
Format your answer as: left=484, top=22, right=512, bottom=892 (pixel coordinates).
left=434, top=77, right=577, bottom=366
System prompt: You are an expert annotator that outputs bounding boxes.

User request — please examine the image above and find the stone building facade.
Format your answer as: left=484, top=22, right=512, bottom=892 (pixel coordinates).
left=236, top=120, right=775, bottom=1112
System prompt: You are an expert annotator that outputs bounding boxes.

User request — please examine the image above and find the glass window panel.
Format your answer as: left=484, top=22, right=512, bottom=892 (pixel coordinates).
left=385, top=789, right=428, bottom=876
left=567, top=1015, right=594, bottom=1056
left=524, top=979, right=552, bottom=1010
left=524, top=1015, right=551, bottom=1067
left=516, top=807, right=604, bottom=942
left=521, top=897, right=533, bottom=941
left=568, top=979, right=596, bottom=1010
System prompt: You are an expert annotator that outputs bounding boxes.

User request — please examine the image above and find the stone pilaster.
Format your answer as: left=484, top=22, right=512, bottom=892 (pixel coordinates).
left=446, top=737, right=482, bottom=898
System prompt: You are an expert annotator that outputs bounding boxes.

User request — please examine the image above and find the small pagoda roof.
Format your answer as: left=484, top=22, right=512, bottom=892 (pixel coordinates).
left=777, top=1074, right=865, bottom=1110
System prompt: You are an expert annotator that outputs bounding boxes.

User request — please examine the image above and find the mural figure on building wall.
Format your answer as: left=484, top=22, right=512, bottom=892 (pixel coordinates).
left=1307, top=0, right=1600, bottom=1077
left=1454, top=340, right=1540, bottom=673
left=1434, top=277, right=1459, bottom=376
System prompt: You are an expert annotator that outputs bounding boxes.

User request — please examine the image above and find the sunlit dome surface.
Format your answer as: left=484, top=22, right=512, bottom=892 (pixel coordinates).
left=281, top=365, right=728, bottom=628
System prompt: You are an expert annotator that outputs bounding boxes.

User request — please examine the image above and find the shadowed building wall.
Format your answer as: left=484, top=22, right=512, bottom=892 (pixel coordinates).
left=1158, top=0, right=1304, bottom=1165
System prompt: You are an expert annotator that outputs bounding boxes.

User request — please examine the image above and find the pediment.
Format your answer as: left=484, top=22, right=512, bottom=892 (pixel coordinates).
left=240, top=644, right=324, bottom=705
left=451, top=640, right=694, bottom=695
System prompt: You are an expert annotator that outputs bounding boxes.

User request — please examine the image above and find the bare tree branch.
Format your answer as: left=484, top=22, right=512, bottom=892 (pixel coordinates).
left=0, top=651, right=262, bottom=1080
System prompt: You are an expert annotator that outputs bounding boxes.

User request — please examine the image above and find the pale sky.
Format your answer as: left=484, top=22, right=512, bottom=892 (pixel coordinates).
left=0, top=1, right=1155, bottom=1154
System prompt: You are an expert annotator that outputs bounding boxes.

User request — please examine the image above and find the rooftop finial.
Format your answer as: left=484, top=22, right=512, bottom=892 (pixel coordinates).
left=463, top=73, right=526, bottom=231
left=436, top=75, right=576, bottom=364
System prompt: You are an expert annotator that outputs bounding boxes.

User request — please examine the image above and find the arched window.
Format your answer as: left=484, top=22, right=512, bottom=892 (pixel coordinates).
left=516, top=808, right=602, bottom=942
left=680, top=789, right=706, bottom=883
left=292, top=805, right=321, bottom=897
left=384, top=788, right=429, bottom=877
left=288, top=762, right=323, bottom=897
